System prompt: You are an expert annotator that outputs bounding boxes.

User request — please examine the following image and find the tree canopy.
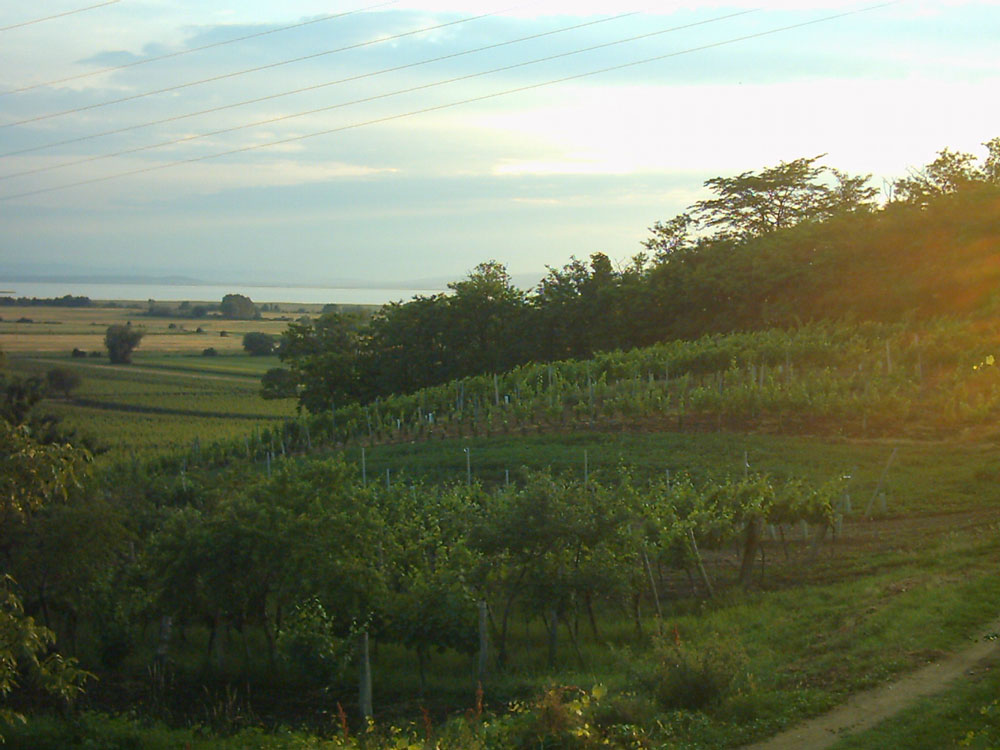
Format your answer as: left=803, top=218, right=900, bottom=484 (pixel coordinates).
left=104, top=325, right=143, bottom=364
left=272, top=139, right=1000, bottom=416
left=220, top=294, right=259, bottom=320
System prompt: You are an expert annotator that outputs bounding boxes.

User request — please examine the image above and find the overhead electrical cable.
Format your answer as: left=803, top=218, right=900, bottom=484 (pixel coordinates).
left=0, top=9, right=753, bottom=180
left=0, top=2, right=899, bottom=202
left=1, top=0, right=398, bottom=96
left=0, top=1, right=120, bottom=33
left=0, top=11, right=656, bottom=167
left=0, top=3, right=528, bottom=129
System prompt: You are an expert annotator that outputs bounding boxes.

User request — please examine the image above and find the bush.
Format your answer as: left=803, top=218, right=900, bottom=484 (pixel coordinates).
left=71, top=348, right=87, bottom=358
left=202, top=348, right=218, bottom=357
left=104, top=325, right=143, bottom=364
left=45, top=367, right=81, bottom=398
left=639, top=632, right=749, bottom=710
left=220, top=293, right=258, bottom=320
left=242, top=332, right=275, bottom=356
left=277, top=598, right=347, bottom=684
left=261, top=368, right=297, bottom=399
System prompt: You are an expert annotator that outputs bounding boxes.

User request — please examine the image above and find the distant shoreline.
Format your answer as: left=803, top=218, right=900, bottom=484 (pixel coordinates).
left=0, top=281, right=447, bottom=306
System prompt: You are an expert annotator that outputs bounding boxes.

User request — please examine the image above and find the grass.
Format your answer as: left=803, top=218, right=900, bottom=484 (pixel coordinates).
left=0, top=303, right=294, bottom=353
left=5, top=352, right=296, bottom=461
left=14, top=524, right=999, bottom=749
left=827, top=660, right=1000, bottom=749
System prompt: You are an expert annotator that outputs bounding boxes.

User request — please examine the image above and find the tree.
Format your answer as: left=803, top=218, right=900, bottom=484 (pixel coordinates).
left=104, top=325, right=143, bottom=364
left=894, top=139, right=1000, bottom=204
left=278, top=312, right=366, bottom=413
left=242, top=332, right=276, bottom=356
left=220, top=294, right=259, bottom=320
left=260, top=367, right=298, bottom=399
left=365, top=295, right=452, bottom=395
left=642, top=213, right=697, bottom=261
left=0, top=421, right=91, bottom=732
left=0, top=374, right=45, bottom=425
left=443, top=261, right=529, bottom=377
left=689, top=155, right=876, bottom=242
left=532, top=253, right=635, bottom=358
left=45, top=367, right=81, bottom=398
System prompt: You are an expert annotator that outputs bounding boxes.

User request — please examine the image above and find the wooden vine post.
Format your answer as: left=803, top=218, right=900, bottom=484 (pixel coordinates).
left=477, top=600, right=489, bottom=681
left=359, top=630, right=373, bottom=719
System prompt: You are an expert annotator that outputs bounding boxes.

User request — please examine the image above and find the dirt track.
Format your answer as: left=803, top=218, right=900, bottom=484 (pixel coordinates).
left=741, top=617, right=1000, bottom=749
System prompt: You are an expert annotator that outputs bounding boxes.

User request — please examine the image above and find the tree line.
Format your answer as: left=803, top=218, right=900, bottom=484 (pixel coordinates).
left=269, top=139, right=1000, bottom=414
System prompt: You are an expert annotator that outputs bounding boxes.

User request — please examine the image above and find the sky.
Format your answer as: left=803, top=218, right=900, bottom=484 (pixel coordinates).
left=1, top=0, right=999, bottom=288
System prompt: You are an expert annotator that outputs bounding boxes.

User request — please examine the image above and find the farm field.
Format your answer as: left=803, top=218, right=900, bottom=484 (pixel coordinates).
left=0, top=303, right=298, bottom=354
left=6, top=351, right=296, bottom=460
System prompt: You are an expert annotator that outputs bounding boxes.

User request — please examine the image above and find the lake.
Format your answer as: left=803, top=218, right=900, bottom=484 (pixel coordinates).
left=0, top=281, right=447, bottom=306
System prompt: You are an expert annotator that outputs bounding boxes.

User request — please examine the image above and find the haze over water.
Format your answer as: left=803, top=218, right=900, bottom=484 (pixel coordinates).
left=0, top=281, right=447, bottom=306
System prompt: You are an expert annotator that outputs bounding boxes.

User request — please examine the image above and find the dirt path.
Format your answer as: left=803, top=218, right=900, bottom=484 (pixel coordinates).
left=741, top=617, right=1000, bottom=749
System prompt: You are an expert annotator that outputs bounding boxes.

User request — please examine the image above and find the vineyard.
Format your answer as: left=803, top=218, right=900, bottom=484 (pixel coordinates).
left=6, top=311, right=1000, bottom=747
left=5, top=353, right=296, bottom=459
left=122, top=319, right=1000, bottom=478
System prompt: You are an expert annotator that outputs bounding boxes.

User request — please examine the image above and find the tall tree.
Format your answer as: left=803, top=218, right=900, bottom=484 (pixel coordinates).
left=277, top=311, right=366, bottom=414
left=443, top=261, right=528, bottom=377
left=0, top=421, right=91, bottom=731
left=689, top=155, right=875, bottom=242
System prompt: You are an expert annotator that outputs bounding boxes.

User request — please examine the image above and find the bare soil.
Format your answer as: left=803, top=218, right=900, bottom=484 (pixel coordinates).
left=741, top=619, right=1000, bottom=749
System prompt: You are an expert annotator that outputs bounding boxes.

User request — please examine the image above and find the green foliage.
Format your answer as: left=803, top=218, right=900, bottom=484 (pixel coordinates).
left=260, top=367, right=298, bottom=400
left=219, top=294, right=258, bottom=320
left=688, top=155, right=877, bottom=243
left=274, top=142, right=1000, bottom=411
left=894, top=138, right=1000, bottom=204
left=0, top=581, right=90, bottom=732
left=279, top=311, right=366, bottom=412
left=276, top=598, right=348, bottom=683
left=45, top=367, right=81, bottom=398
left=639, top=632, right=749, bottom=710
left=104, top=325, right=143, bottom=364
left=0, top=421, right=92, bottom=735
left=0, top=372, right=46, bottom=425
left=242, top=331, right=276, bottom=356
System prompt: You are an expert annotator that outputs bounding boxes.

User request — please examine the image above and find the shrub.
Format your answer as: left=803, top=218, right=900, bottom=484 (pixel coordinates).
left=104, top=325, right=143, bottom=364
left=71, top=348, right=87, bottom=358
left=242, top=332, right=275, bottom=356
left=639, top=632, right=749, bottom=710
left=45, top=367, right=81, bottom=398
left=202, top=348, right=218, bottom=357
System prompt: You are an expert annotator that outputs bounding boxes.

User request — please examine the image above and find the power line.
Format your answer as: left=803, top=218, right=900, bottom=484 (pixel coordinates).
left=1, top=10, right=754, bottom=180
left=1, top=0, right=398, bottom=96
left=0, top=2, right=899, bottom=202
left=1, top=3, right=527, bottom=129
left=1, top=7, right=644, bottom=159
left=0, top=1, right=120, bottom=33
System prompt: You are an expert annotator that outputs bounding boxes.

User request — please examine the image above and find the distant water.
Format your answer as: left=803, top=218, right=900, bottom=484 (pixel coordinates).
left=0, top=281, right=447, bottom=306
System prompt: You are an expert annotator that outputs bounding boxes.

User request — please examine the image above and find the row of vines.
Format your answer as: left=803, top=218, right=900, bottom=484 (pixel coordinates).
left=137, top=319, right=1000, bottom=474
left=74, top=458, right=845, bottom=697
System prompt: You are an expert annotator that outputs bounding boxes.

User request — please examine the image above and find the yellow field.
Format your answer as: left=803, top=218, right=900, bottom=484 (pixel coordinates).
left=0, top=304, right=294, bottom=354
